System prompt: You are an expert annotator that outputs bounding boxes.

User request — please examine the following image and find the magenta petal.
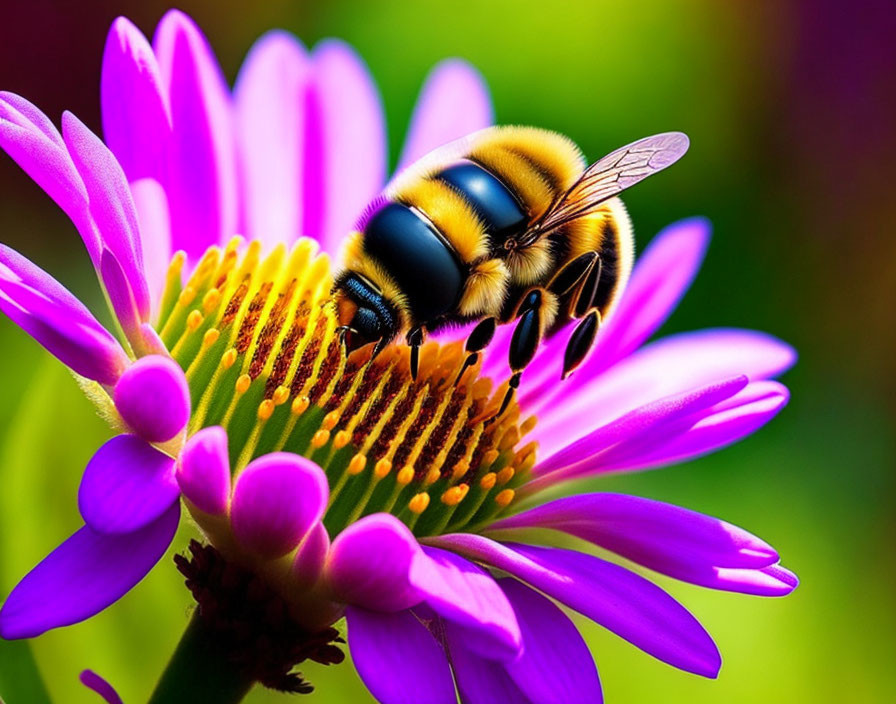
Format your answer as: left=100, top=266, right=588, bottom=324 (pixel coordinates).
left=397, top=59, right=493, bottom=171
left=292, top=522, right=330, bottom=589
left=346, top=607, right=455, bottom=704
left=230, top=453, right=328, bottom=559
left=327, top=513, right=422, bottom=612
left=500, top=579, right=602, bottom=704
left=429, top=534, right=721, bottom=678
left=491, top=493, right=779, bottom=577
left=63, top=111, right=150, bottom=322
left=234, top=30, right=310, bottom=250
left=78, top=435, right=179, bottom=534
left=676, top=562, right=798, bottom=597
left=586, top=218, right=710, bottom=373
left=446, top=626, right=531, bottom=704
left=0, top=245, right=128, bottom=384
left=0, top=502, right=179, bottom=639
left=101, top=16, right=171, bottom=182
left=130, top=178, right=172, bottom=310
left=410, top=546, right=521, bottom=661
left=533, top=375, right=748, bottom=484
left=113, top=354, right=190, bottom=442
left=176, top=426, right=231, bottom=516
left=80, top=670, right=124, bottom=704
left=306, top=40, right=386, bottom=254
left=603, top=381, right=790, bottom=473
left=153, top=9, right=238, bottom=261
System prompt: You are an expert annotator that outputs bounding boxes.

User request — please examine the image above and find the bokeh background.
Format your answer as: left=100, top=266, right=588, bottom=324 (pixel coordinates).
left=0, top=0, right=894, bottom=702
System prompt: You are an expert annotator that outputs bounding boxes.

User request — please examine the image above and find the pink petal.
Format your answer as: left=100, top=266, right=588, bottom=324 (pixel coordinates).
left=0, top=502, right=179, bottom=639
left=63, top=111, right=150, bottom=323
left=397, top=59, right=493, bottom=171
left=306, top=40, right=386, bottom=254
left=500, top=578, right=603, bottom=704
left=176, top=426, right=231, bottom=516
left=326, top=513, right=423, bottom=612
left=230, top=452, right=328, bottom=559
left=0, top=245, right=128, bottom=384
left=430, top=534, right=721, bottom=678
left=130, top=178, right=172, bottom=310
left=234, top=30, right=310, bottom=250
left=78, top=435, right=179, bottom=534
left=346, top=607, right=455, bottom=704
left=101, top=16, right=171, bottom=182
left=114, top=354, right=190, bottom=442
left=411, top=546, right=521, bottom=661
left=153, top=9, right=238, bottom=261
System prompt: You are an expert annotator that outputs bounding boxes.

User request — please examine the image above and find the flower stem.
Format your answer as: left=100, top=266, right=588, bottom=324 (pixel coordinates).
left=148, top=610, right=255, bottom=704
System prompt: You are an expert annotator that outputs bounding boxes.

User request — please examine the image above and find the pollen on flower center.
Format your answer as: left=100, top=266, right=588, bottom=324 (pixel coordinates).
left=156, top=237, right=536, bottom=538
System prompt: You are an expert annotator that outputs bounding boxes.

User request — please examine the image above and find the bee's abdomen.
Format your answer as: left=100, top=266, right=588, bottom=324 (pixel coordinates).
left=363, top=203, right=465, bottom=323
left=434, top=162, right=527, bottom=243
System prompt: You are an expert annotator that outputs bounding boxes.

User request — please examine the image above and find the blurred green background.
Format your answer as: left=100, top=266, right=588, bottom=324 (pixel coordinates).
left=1, top=0, right=894, bottom=702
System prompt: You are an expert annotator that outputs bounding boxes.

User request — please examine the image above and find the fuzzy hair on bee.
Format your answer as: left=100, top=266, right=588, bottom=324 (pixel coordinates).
left=332, top=126, right=689, bottom=402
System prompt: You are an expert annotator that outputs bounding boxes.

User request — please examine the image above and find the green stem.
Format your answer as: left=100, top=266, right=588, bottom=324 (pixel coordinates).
left=148, top=610, right=255, bottom=704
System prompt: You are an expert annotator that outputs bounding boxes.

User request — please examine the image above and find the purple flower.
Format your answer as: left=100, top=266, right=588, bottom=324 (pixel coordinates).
left=0, top=10, right=796, bottom=703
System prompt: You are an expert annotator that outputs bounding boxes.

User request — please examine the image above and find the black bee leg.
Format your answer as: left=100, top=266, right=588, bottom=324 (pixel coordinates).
left=407, top=326, right=425, bottom=380
left=491, top=290, right=544, bottom=422
left=562, top=310, right=601, bottom=379
left=548, top=251, right=598, bottom=298
left=571, top=256, right=603, bottom=319
left=454, top=317, right=497, bottom=386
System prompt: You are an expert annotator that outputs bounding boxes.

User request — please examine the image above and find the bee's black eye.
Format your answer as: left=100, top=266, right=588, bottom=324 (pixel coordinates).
left=352, top=307, right=383, bottom=343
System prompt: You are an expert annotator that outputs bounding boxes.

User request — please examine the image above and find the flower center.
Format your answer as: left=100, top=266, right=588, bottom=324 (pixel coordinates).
left=156, top=238, right=536, bottom=537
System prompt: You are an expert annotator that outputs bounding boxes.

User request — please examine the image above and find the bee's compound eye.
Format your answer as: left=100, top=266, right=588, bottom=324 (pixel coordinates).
left=351, top=307, right=383, bottom=344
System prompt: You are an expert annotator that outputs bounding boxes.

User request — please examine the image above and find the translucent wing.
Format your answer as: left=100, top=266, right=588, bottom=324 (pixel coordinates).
left=528, top=131, right=689, bottom=239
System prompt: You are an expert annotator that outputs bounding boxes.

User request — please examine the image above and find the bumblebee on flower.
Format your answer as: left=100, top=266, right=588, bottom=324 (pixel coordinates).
left=0, top=9, right=796, bottom=704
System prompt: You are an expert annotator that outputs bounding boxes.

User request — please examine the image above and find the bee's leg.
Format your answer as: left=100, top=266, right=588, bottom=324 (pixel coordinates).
left=562, top=310, right=601, bottom=379
left=406, top=326, right=425, bottom=380
left=492, top=290, right=544, bottom=421
left=560, top=254, right=605, bottom=379
left=548, top=252, right=599, bottom=299
left=454, top=317, right=497, bottom=386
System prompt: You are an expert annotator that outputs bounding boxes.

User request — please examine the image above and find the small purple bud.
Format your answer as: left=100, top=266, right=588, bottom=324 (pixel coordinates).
left=230, top=453, right=328, bottom=559
left=113, top=354, right=190, bottom=442
left=177, top=426, right=231, bottom=515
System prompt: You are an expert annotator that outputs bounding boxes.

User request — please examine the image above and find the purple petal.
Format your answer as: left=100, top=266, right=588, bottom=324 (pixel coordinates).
left=0, top=94, right=96, bottom=258
left=78, top=435, right=179, bottom=534
left=153, top=9, right=238, bottom=260
left=292, top=522, right=330, bottom=589
left=130, top=178, right=172, bottom=310
left=326, top=513, right=422, bottom=612
left=80, top=670, right=124, bottom=704
left=0, top=245, right=128, bottom=384
left=445, top=626, right=531, bottom=704
left=411, top=546, right=521, bottom=660
left=397, top=59, right=492, bottom=171
left=601, top=381, right=790, bottom=473
left=500, top=578, right=602, bottom=704
left=346, top=607, right=455, bottom=704
left=176, top=426, right=231, bottom=516
left=532, top=375, right=748, bottom=485
left=675, top=561, right=799, bottom=597
left=113, top=354, right=190, bottom=442
left=588, top=217, right=710, bottom=372
left=429, top=535, right=721, bottom=678
left=306, top=40, right=386, bottom=254
left=531, top=328, right=795, bottom=458
left=230, top=452, right=328, bottom=559
left=101, top=16, right=171, bottom=182
left=62, top=112, right=150, bottom=323
left=234, top=30, right=310, bottom=250
left=99, top=248, right=143, bottom=338
left=490, top=493, right=779, bottom=579
left=0, top=502, right=179, bottom=639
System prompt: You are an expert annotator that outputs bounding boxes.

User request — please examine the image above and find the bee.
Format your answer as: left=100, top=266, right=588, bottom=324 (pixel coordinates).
left=333, top=126, right=689, bottom=415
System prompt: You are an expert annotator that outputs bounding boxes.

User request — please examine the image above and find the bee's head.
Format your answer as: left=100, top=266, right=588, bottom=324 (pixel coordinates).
left=333, top=272, right=399, bottom=353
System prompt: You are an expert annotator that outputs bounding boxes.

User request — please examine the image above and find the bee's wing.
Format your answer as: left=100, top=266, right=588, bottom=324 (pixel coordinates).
left=527, top=132, right=689, bottom=239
